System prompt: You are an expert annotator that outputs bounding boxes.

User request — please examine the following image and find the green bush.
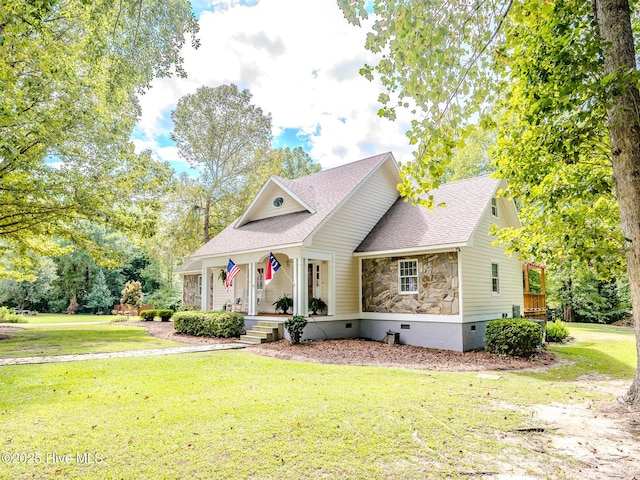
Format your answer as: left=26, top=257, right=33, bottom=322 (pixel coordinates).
left=484, top=318, right=542, bottom=357
left=284, top=315, right=307, bottom=345
left=0, top=307, right=26, bottom=323
left=546, top=320, right=569, bottom=342
left=157, top=309, right=173, bottom=322
left=213, top=312, right=244, bottom=337
left=140, top=310, right=156, bottom=321
left=173, top=311, right=244, bottom=338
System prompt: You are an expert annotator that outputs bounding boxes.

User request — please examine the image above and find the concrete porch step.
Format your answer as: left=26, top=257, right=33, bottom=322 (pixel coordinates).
left=237, top=321, right=283, bottom=345
left=238, top=334, right=267, bottom=345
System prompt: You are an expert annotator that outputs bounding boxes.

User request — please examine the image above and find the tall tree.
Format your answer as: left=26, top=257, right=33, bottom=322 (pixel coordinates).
left=341, top=0, right=640, bottom=405
left=171, top=84, right=273, bottom=244
left=269, top=147, right=323, bottom=180
left=0, top=0, right=198, bottom=278
left=85, top=270, right=115, bottom=314
left=0, top=257, right=58, bottom=310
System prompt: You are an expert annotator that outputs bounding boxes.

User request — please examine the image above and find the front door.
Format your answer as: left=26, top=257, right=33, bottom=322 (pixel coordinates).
left=308, top=262, right=320, bottom=299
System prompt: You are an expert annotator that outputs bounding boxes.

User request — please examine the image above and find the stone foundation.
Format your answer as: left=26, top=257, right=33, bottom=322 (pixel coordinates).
left=182, top=274, right=201, bottom=308
left=362, top=253, right=459, bottom=314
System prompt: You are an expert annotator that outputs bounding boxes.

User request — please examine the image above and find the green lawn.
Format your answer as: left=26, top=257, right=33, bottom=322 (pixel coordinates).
left=541, top=322, right=637, bottom=380
left=9, top=313, right=128, bottom=324
left=0, top=324, right=180, bottom=358
left=0, top=322, right=636, bottom=479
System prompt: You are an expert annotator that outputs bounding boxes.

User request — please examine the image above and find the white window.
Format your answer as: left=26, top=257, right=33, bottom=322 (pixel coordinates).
left=491, top=263, right=500, bottom=294
left=491, top=197, right=498, bottom=218
left=399, top=260, right=419, bottom=294
left=197, top=275, right=203, bottom=298
left=257, top=267, right=264, bottom=290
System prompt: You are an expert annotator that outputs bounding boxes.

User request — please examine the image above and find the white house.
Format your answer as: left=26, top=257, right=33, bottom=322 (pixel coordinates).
left=176, top=152, right=525, bottom=351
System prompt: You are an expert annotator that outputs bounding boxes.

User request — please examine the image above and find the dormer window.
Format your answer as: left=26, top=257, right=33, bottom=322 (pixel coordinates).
left=273, top=196, right=284, bottom=208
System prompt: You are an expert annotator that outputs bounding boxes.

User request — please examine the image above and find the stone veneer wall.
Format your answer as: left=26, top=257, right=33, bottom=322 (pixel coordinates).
left=182, top=274, right=201, bottom=308
left=362, top=252, right=459, bottom=314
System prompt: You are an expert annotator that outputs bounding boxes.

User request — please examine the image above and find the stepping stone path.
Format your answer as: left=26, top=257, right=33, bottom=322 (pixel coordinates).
left=0, top=343, right=247, bottom=366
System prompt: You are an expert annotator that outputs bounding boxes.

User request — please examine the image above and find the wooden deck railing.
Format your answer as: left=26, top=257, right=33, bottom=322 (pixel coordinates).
left=524, top=293, right=547, bottom=319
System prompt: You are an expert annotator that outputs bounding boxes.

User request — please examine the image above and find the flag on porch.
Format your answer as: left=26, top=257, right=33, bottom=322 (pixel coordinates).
left=264, top=252, right=281, bottom=286
left=225, top=259, right=240, bottom=291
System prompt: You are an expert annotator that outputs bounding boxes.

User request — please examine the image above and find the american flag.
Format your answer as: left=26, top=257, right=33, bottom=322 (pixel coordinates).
left=225, top=259, right=240, bottom=291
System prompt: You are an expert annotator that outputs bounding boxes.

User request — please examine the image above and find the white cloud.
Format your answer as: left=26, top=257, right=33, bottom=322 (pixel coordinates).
left=135, top=0, right=415, bottom=171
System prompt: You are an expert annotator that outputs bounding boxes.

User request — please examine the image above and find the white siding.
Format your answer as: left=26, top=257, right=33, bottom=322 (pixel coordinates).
left=460, top=197, right=523, bottom=321
left=311, top=166, right=399, bottom=315
left=244, top=183, right=307, bottom=223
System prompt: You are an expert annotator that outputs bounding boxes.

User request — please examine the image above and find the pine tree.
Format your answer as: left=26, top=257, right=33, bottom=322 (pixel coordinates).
left=85, top=270, right=114, bottom=314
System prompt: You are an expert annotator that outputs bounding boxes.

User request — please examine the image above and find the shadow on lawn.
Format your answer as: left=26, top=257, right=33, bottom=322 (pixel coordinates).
left=516, top=343, right=636, bottom=382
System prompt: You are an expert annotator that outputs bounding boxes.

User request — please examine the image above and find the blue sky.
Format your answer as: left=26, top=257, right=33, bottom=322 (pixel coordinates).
left=133, top=0, right=413, bottom=174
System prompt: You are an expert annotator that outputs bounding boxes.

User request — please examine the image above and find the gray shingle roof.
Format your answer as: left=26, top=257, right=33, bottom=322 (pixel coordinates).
left=189, top=152, right=393, bottom=258
left=174, top=257, right=202, bottom=274
left=355, top=175, right=501, bottom=253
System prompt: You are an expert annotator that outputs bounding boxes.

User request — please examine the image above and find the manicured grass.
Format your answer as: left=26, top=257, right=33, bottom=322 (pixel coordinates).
left=18, top=313, right=124, bottom=324
left=0, top=324, right=180, bottom=358
left=533, top=322, right=637, bottom=381
left=0, top=323, right=636, bottom=479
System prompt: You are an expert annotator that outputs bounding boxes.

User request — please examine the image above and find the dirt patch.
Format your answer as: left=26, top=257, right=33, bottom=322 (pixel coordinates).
left=0, top=325, right=25, bottom=340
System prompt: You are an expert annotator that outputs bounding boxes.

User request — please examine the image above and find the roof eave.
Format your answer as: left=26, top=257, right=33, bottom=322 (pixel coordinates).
left=353, top=241, right=469, bottom=258
left=189, top=241, right=306, bottom=260
left=236, top=176, right=316, bottom=227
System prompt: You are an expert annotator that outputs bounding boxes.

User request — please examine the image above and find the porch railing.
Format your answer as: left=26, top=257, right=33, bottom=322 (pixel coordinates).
left=523, top=293, right=546, bottom=319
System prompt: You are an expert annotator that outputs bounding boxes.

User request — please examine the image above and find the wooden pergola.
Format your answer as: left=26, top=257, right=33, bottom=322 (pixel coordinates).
left=522, top=262, right=547, bottom=320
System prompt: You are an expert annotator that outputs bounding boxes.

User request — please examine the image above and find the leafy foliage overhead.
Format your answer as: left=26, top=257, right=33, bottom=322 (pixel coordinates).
left=0, top=0, right=199, bottom=277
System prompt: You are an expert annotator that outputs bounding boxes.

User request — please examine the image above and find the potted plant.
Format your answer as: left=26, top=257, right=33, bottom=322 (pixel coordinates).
left=308, top=297, right=327, bottom=315
left=273, top=294, right=293, bottom=314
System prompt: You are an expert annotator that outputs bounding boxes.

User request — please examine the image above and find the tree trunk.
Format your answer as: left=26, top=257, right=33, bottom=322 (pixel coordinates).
left=594, top=0, right=640, bottom=406
left=203, top=196, right=211, bottom=244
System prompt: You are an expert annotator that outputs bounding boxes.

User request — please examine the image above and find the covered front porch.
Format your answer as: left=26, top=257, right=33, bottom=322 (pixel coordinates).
left=198, top=249, right=334, bottom=317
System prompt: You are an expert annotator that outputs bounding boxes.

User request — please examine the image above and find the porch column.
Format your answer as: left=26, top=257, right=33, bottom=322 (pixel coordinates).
left=201, top=266, right=210, bottom=311
left=292, top=257, right=307, bottom=316
left=247, top=262, right=257, bottom=315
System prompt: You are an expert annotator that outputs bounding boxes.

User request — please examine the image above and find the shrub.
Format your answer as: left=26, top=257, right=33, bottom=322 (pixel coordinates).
left=121, top=280, right=143, bottom=310
left=484, top=318, right=542, bottom=357
left=173, top=311, right=244, bottom=338
left=284, top=315, right=307, bottom=345
left=139, top=310, right=156, bottom=321
left=66, top=298, right=79, bottom=315
left=157, top=309, right=173, bottom=322
left=546, top=320, right=569, bottom=343
left=213, top=312, right=244, bottom=337
left=0, top=307, right=26, bottom=323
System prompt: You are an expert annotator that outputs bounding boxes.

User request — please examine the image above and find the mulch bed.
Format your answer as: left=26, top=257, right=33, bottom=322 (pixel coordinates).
left=139, top=321, right=557, bottom=372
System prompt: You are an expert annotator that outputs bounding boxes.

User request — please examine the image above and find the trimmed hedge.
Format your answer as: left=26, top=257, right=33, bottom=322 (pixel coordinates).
left=484, top=318, right=542, bottom=357
left=173, top=311, right=244, bottom=338
left=139, top=309, right=174, bottom=322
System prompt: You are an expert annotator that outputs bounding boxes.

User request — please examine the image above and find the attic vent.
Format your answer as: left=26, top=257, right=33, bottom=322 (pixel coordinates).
left=273, top=196, right=284, bottom=208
